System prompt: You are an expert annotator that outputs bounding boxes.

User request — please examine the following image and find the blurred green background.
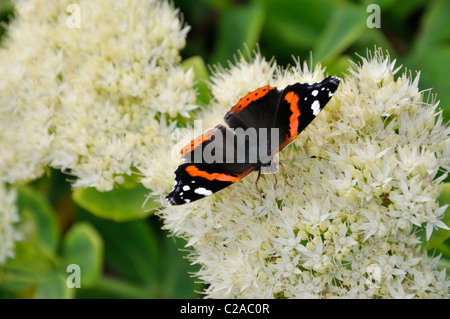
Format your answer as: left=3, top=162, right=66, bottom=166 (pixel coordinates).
left=0, top=0, right=449, bottom=299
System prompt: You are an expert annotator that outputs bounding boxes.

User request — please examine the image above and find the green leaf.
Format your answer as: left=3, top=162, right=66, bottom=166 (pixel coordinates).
left=76, top=207, right=201, bottom=297
left=75, top=209, right=161, bottom=286
left=100, top=220, right=160, bottom=286
left=387, top=0, right=427, bottom=20
left=351, top=28, right=396, bottom=58
left=73, top=182, right=158, bottom=222
left=61, top=223, right=103, bottom=288
left=0, top=0, right=14, bottom=45
left=416, top=0, right=450, bottom=49
left=159, top=234, right=203, bottom=298
left=182, top=56, right=211, bottom=105
left=313, top=3, right=367, bottom=65
left=263, top=0, right=335, bottom=49
left=407, top=1, right=450, bottom=123
left=326, top=55, right=352, bottom=78
left=438, top=182, right=450, bottom=210
left=425, top=183, right=450, bottom=249
left=182, top=56, right=209, bottom=82
left=200, top=0, right=232, bottom=11
left=15, top=185, right=59, bottom=251
left=406, top=45, right=450, bottom=122
left=77, top=276, right=152, bottom=299
left=436, top=239, right=450, bottom=259
left=34, top=273, right=74, bottom=299
left=210, top=2, right=265, bottom=65
left=0, top=186, right=59, bottom=295
left=0, top=245, right=52, bottom=295
left=436, top=257, right=450, bottom=277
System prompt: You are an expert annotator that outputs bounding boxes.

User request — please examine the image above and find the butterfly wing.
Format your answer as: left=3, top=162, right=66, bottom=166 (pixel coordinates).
left=165, top=162, right=255, bottom=205
left=273, top=76, right=340, bottom=153
left=168, top=125, right=255, bottom=205
left=180, top=124, right=229, bottom=163
left=224, top=85, right=284, bottom=164
left=224, top=85, right=282, bottom=131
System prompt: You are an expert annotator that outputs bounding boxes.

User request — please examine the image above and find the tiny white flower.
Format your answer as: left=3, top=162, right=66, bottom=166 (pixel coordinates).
left=332, top=224, right=357, bottom=254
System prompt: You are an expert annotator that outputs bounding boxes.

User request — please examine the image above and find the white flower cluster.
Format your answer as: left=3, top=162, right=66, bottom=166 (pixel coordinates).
left=0, top=183, right=21, bottom=264
left=159, top=50, right=450, bottom=298
left=0, top=0, right=196, bottom=191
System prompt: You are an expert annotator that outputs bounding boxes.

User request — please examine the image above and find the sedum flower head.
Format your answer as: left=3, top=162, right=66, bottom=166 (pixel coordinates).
left=0, top=183, right=21, bottom=264
left=0, top=0, right=196, bottom=191
left=158, top=50, right=450, bottom=298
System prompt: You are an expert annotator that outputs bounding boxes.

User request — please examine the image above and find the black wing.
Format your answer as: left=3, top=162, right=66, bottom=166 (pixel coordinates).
left=224, top=85, right=283, bottom=131
left=165, top=162, right=255, bottom=205
left=273, top=76, right=340, bottom=152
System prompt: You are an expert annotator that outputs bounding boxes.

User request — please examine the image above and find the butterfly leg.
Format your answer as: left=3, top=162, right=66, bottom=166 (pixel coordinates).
left=278, top=155, right=317, bottom=187
left=273, top=170, right=278, bottom=188
left=254, top=168, right=265, bottom=202
left=279, top=161, right=293, bottom=187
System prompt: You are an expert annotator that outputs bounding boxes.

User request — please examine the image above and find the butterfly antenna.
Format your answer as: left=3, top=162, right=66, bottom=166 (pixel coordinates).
left=278, top=155, right=316, bottom=164
left=279, top=161, right=293, bottom=187
left=277, top=155, right=317, bottom=188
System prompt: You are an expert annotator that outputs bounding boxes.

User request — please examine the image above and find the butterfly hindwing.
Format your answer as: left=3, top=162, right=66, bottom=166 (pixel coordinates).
left=180, top=124, right=252, bottom=165
left=181, top=124, right=230, bottom=164
left=168, top=124, right=256, bottom=205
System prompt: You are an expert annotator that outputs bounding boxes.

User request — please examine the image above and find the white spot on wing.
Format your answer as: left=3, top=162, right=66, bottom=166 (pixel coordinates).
left=311, top=100, right=321, bottom=116
left=194, top=187, right=213, bottom=196
left=183, top=185, right=190, bottom=191
left=311, top=90, right=318, bottom=96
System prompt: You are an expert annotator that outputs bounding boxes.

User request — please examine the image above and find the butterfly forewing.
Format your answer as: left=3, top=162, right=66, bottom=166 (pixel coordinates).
left=166, top=163, right=255, bottom=205
left=273, top=76, right=340, bottom=153
left=224, top=85, right=282, bottom=131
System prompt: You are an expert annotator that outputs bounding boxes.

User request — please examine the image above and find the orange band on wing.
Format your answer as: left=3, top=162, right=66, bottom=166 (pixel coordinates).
left=180, top=129, right=215, bottom=157
left=185, top=165, right=239, bottom=182
left=284, top=91, right=301, bottom=139
left=185, top=165, right=253, bottom=183
left=229, top=85, right=275, bottom=113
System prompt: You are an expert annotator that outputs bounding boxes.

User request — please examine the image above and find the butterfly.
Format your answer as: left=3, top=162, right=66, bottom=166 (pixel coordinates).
left=166, top=76, right=340, bottom=205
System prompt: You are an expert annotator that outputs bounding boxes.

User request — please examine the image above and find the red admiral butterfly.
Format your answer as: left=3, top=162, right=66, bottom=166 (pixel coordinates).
left=166, top=76, right=340, bottom=205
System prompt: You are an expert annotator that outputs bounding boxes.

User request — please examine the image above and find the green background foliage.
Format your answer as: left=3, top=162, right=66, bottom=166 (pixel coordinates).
left=0, top=0, right=449, bottom=299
